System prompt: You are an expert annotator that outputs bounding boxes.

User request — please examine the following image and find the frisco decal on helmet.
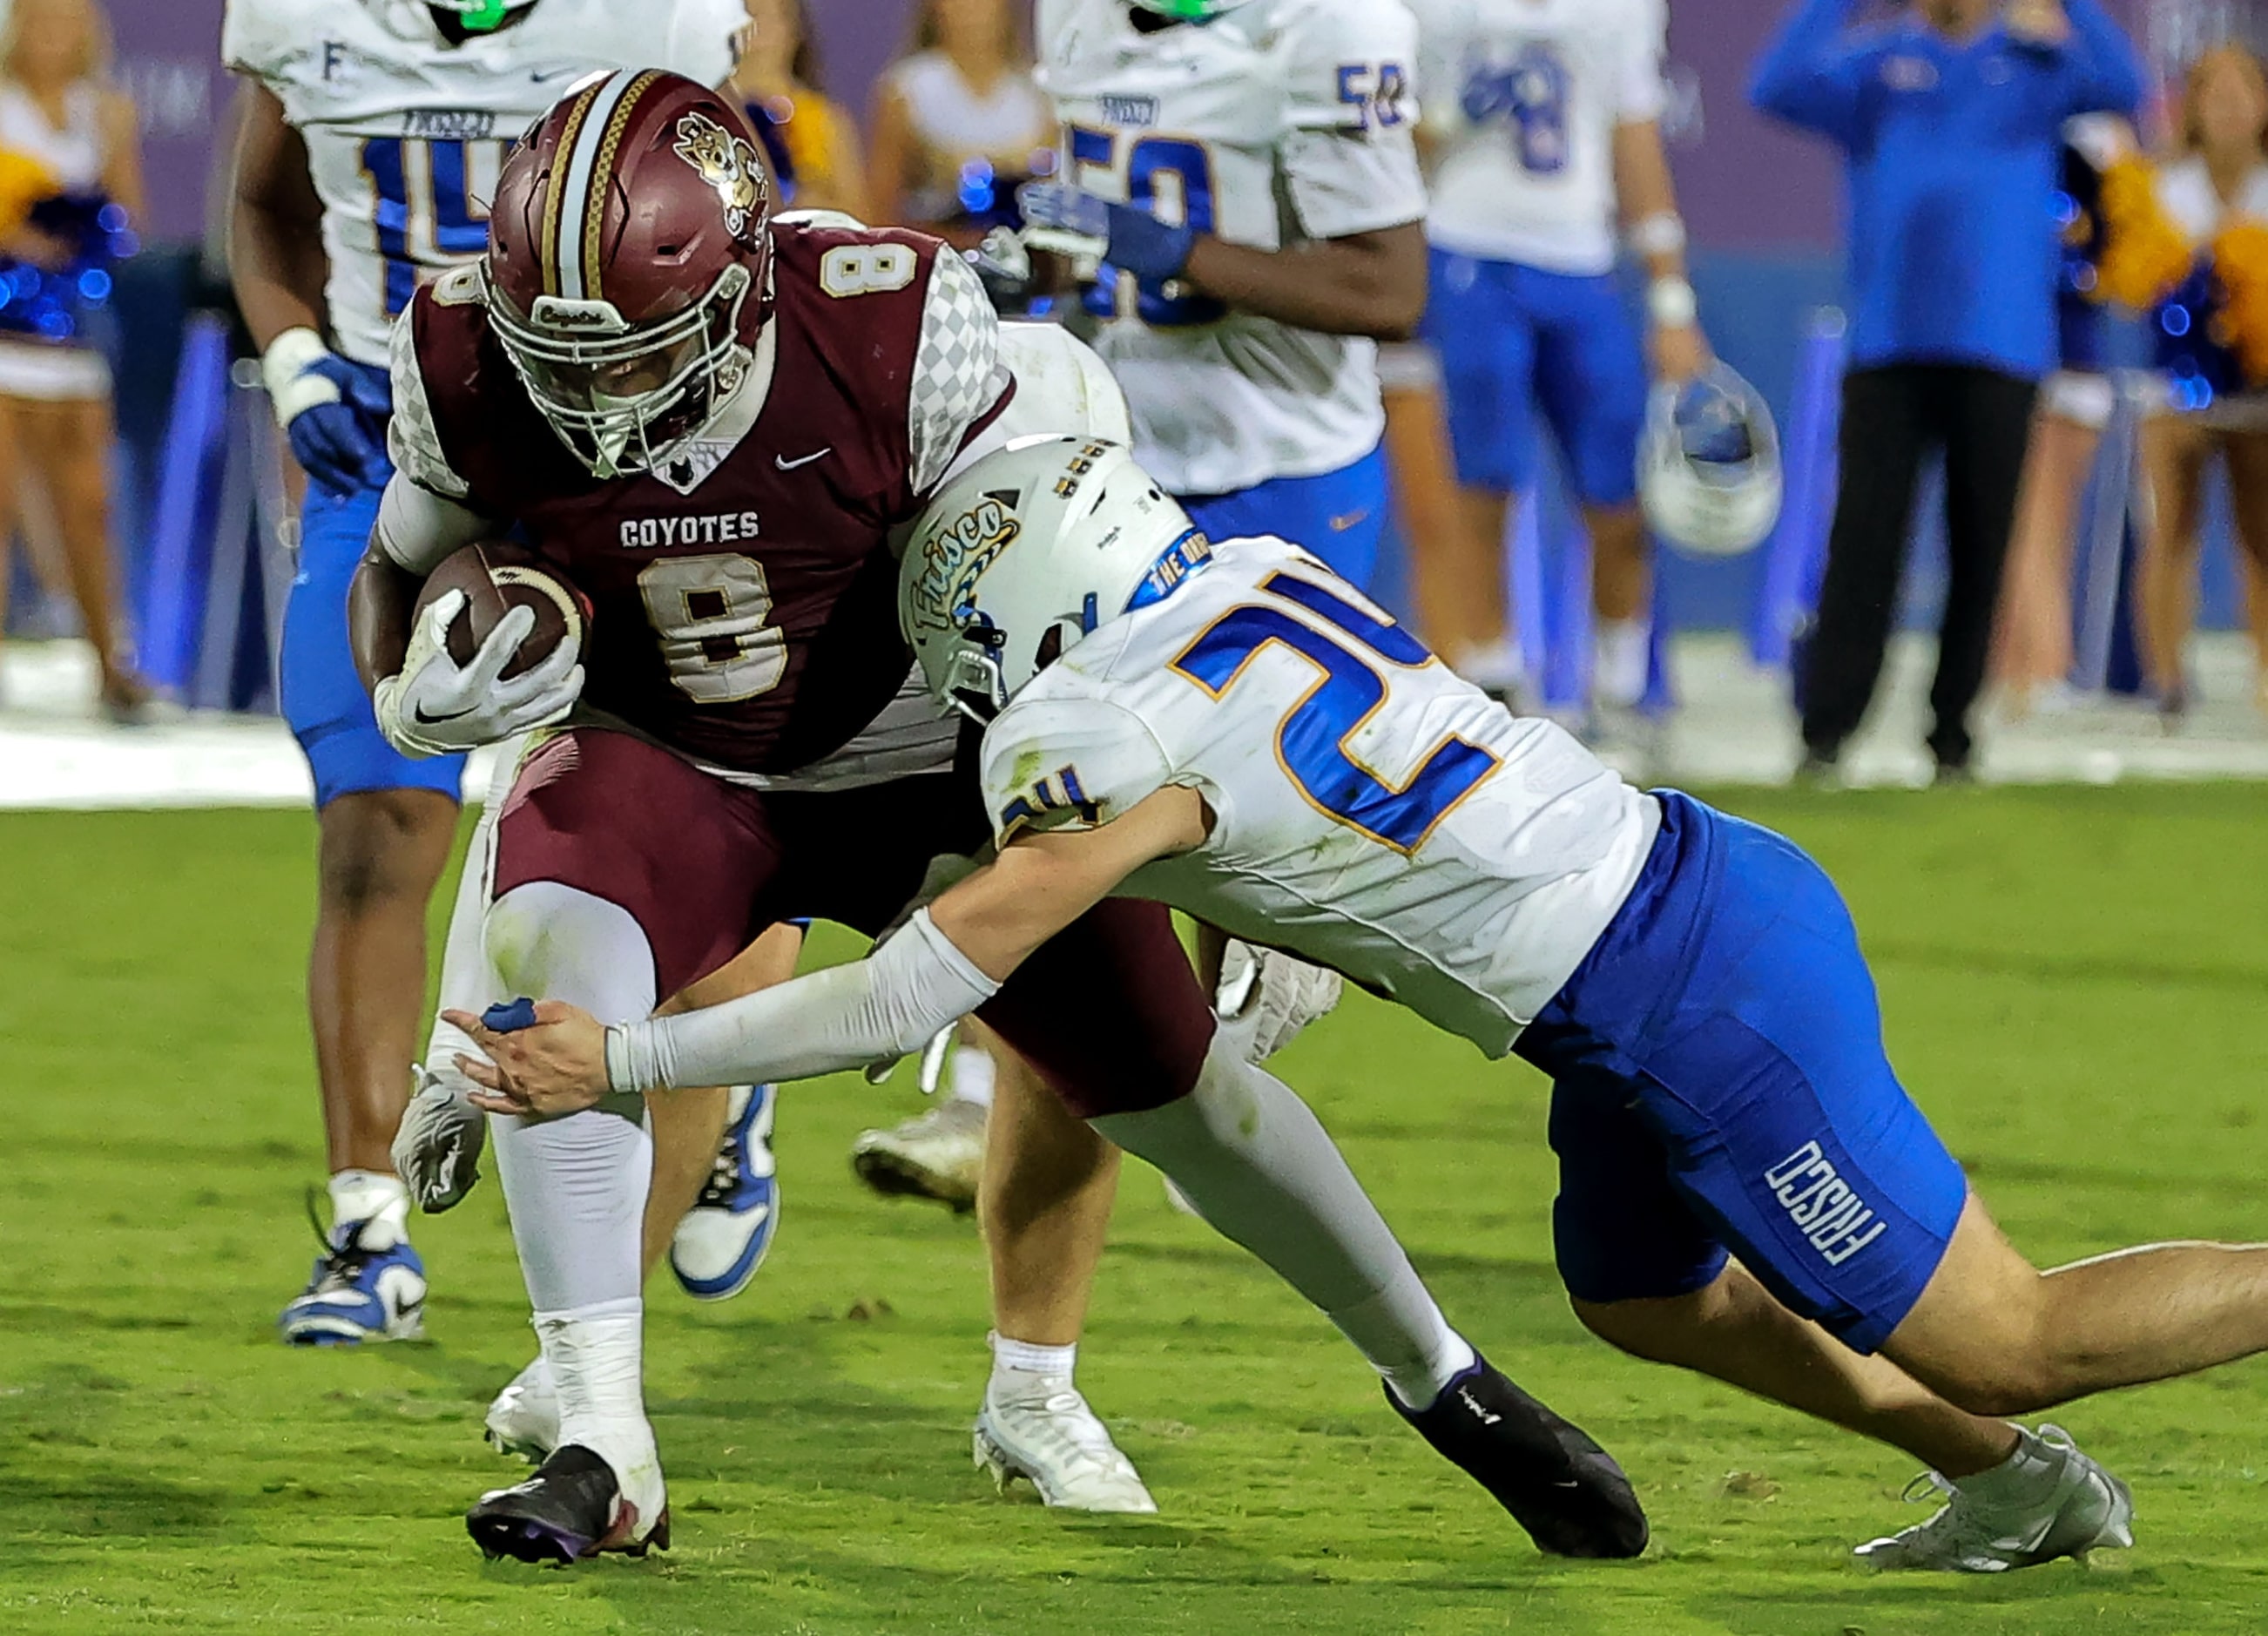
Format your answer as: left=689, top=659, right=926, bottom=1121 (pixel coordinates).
left=672, top=112, right=768, bottom=242
left=909, top=496, right=1022, bottom=632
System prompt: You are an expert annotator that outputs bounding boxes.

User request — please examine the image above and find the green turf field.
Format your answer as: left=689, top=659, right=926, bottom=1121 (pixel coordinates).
left=4, top=785, right=2267, bottom=1633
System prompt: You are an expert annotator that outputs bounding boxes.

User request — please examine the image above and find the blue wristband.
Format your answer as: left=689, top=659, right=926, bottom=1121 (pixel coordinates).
left=1103, top=199, right=1198, bottom=283
left=483, top=997, right=540, bottom=1033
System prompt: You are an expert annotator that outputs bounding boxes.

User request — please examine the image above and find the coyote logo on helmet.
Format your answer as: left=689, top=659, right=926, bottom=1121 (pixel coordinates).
left=910, top=497, right=1020, bottom=632
left=672, top=112, right=766, bottom=240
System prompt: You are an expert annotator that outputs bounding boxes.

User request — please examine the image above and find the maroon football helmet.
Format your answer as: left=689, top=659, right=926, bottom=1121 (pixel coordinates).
left=482, top=71, right=775, bottom=478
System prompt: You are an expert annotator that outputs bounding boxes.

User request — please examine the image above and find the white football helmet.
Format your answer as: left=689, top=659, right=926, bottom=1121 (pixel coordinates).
left=901, top=436, right=1208, bottom=721
left=1637, top=363, right=1783, bottom=558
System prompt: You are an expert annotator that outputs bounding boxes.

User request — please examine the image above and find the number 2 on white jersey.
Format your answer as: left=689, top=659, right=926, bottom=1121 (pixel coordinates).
left=638, top=554, right=788, bottom=703
left=1171, top=572, right=1499, bottom=855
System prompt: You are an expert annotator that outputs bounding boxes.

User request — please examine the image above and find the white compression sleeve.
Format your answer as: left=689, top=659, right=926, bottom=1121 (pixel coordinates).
left=606, top=908, right=1000, bottom=1092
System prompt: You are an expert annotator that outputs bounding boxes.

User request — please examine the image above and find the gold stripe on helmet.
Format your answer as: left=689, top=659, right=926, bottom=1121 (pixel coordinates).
left=537, top=81, right=604, bottom=299
left=581, top=69, right=664, bottom=305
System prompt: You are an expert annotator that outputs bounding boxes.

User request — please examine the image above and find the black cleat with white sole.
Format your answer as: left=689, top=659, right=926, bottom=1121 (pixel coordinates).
left=1392, top=1356, right=1648, bottom=1558
left=466, top=1445, right=668, bottom=1565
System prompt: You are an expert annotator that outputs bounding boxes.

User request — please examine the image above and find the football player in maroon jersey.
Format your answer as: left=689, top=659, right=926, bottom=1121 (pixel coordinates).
left=354, top=71, right=1640, bottom=1565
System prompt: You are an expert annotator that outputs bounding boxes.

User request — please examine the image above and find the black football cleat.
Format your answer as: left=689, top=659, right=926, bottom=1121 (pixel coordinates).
left=1392, top=1356, right=1648, bottom=1558
left=466, top=1444, right=669, bottom=1565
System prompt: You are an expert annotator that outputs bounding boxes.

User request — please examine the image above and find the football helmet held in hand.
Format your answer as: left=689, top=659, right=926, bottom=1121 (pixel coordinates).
left=1637, top=363, right=1782, bottom=558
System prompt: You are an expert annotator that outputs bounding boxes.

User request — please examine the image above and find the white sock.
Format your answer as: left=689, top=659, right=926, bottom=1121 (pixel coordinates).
left=1954, top=1427, right=2064, bottom=1507
left=989, top=1331, right=1077, bottom=1383
left=536, top=1298, right=658, bottom=1501
left=1092, top=1044, right=1474, bottom=1412
left=1595, top=618, right=1651, bottom=709
left=1338, top=1286, right=1477, bottom=1410
left=329, top=1169, right=409, bottom=1248
left=1457, top=634, right=1527, bottom=693
left=948, top=1043, right=997, bottom=1110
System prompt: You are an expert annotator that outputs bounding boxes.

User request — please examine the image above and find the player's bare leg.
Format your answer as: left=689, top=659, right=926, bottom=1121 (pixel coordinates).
left=1381, top=373, right=1468, bottom=651
left=280, top=787, right=457, bottom=1346
left=1427, top=485, right=1523, bottom=700
left=1583, top=503, right=1652, bottom=712
left=1882, top=1193, right=2268, bottom=1415
left=1574, top=1265, right=2021, bottom=1479
left=644, top=924, right=800, bottom=1296
left=973, top=1062, right=1154, bottom=1511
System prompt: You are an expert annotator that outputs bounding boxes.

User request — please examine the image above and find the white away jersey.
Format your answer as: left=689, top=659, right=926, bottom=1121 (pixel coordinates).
left=1036, top=0, right=1426, bottom=496
left=978, top=537, right=1657, bottom=1054
left=1410, top=0, right=1666, bottom=275
left=223, top=0, right=744, bottom=368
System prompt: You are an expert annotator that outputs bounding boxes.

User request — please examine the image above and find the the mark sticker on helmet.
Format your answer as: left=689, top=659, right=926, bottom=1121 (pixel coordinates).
left=911, top=497, right=1021, bottom=632
left=672, top=112, right=767, bottom=241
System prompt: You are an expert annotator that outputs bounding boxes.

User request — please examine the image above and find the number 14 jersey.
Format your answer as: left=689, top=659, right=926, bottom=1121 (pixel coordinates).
left=977, top=536, right=1656, bottom=1056
left=222, top=0, right=745, bottom=368
left=1035, top=0, right=1427, bottom=497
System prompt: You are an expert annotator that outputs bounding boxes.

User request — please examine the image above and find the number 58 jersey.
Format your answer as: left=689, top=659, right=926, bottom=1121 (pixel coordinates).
left=222, top=0, right=746, bottom=368
left=1036, top=0, right=1426, bottom=497
left=977, top=537, right=1658, bottom=1056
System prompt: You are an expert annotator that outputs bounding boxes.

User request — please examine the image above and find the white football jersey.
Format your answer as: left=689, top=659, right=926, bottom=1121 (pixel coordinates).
left=1409, top=0, right=1666, bottom=275
left=223, top=0, right=745, bottom=368
left=1035, top=0, right=1427, bottom=497
left=977, top=537, right=1657, bottom=1054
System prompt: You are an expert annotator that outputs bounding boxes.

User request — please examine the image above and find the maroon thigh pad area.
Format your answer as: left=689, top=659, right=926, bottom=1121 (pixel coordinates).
left=769, top=769, right=1215, bottom=1118
left=977, top=898, right=1218, bottom=1119
left=492, top=728, right=781, bottom=1001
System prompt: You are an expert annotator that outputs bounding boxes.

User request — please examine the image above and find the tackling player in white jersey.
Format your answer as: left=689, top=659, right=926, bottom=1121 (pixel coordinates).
left=460, top=435, right=2268, bottom=1572
left=1403, top=0, right=1707, bottom=720
left=221, top=0, right=766, bottom=1344
left=1023, top=0, right=1426, bottom=595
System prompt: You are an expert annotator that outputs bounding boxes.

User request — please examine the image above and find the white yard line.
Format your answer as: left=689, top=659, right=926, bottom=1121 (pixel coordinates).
left=3, top=634, right=2263, bottom=812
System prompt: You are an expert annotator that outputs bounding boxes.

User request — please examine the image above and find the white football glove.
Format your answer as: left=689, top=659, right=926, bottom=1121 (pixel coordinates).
left=1213, top=940, right=1344, bottom=1063
left=372, top=587, right=584, bottom=758
left=391, top=1065, right=488, bottom=1213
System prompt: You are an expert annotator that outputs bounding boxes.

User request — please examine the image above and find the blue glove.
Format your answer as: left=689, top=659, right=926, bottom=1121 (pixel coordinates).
left=261, top=328, right=391, bottom=497
left=1018, top=180, right=1198, bottom=283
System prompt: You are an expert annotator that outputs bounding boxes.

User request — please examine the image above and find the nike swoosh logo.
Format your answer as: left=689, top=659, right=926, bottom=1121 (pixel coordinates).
left=530, top=66, right=584, bottom=83
left=1328, top=508, right=1371, bottom=532
left=413, top=703, right=476, bottom=725
left=775, top=447, right=831, bottom=470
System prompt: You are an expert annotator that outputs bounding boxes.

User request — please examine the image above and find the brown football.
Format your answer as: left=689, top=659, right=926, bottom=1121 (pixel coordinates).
left=413, top=541, right=591, bottom=682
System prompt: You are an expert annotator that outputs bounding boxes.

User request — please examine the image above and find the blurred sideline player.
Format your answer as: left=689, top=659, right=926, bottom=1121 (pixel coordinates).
left=221, top=0, right=775, bottom=1344
left=466, top=432, right=2268, bottom=1572
left=1406, top=0, right=1707, bottom=721
left=854, top=0, right=1428, bottom=1281
left=363, top=75, right=1614, bottom=1558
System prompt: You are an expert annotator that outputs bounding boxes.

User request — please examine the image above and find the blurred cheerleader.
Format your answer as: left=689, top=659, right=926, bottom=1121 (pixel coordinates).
left=0, top=0, right=145, bottom=718
left=868, top=0, right=1051, bottom=240
left=1993, top=116, right=2134, bottom=717
left=2110, top=44, right=2268, bottom=720
left=732, top=0, right=872, bottom=220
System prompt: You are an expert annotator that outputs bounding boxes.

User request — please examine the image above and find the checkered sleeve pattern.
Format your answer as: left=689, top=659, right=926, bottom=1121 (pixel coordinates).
left=384, top=299, right=473, bottom=502
left=908, top=248, right=1009, bottom=498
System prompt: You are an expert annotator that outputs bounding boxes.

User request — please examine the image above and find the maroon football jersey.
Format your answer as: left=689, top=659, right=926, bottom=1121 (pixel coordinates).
left=401, top=220, right=1006, bottom=776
